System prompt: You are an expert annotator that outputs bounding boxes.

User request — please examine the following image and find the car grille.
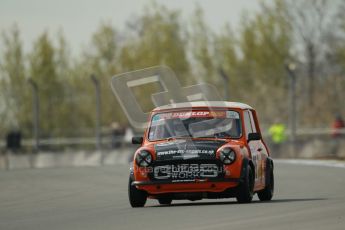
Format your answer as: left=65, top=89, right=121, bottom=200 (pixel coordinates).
left=148, top=160, right=224, bottom=182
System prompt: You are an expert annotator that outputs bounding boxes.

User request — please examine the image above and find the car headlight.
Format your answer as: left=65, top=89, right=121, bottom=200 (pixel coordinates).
left=220, top=148, right=236, bottom=165
left=135, top=150, right=153, bottom=167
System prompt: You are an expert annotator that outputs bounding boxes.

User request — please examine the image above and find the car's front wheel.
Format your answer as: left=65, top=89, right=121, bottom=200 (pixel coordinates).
left=128, top=175, right=147, bottom=208
left=236, top=166, right=254, bottom=203
left=158, top=197, right=172, bottom=205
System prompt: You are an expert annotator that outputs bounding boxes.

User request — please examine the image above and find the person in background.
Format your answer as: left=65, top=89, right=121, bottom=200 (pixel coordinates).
left=111, top=122, right=124, bottom=148
left=332, top=114, right=345, bottom=138
left=268, top=123, right=287, bottom=157
left=331, top=114, right=345, bottom=156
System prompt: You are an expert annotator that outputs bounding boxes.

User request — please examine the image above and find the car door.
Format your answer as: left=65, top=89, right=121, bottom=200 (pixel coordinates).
left=249, top=110, right=268, bottom=187
left=244, top=110, right=264, bottom=189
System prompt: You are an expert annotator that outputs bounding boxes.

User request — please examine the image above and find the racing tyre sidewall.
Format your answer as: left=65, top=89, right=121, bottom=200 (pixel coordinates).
left=236, top=166, right=254, bottom=203
left=258, top=167, right=274, bottom=201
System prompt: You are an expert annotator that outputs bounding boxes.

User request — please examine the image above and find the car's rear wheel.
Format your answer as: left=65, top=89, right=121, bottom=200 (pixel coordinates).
left=236, top=166, right=254, bottom=203
left=257, top=166, right=274, bottom=201
left=158, top=197, right=172, bottom=205
left=128, top=175, right=147, bottom=208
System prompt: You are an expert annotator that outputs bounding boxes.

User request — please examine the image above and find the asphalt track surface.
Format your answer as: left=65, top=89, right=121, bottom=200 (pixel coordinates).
left=1, top=161, right=345, bottom=230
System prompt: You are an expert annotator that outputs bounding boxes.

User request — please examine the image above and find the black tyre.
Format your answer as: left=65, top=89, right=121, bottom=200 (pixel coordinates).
left=128, top=175, right=147, bottom=208
left=257, top=166, right=274, bottom=201
left=236, top=166, right=254, bottom=203
left=158, top=197, right=172, bottom=205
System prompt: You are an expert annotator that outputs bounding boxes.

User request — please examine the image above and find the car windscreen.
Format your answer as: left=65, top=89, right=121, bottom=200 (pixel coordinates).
left=148, top=110, right=242, bottom=141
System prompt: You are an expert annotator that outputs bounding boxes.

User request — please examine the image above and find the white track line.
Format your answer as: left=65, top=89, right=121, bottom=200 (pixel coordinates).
left=276, top=159, right=345, bottom=169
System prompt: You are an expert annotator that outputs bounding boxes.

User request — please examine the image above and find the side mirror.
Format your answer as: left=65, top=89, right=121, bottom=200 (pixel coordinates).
left=132, top=136, right=143, bottom=145
left=247, top=133, right=261, bottom=143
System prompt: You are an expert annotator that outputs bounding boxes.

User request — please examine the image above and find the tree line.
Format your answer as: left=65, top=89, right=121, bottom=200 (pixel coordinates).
left=1, top=0, right=345, bottom=139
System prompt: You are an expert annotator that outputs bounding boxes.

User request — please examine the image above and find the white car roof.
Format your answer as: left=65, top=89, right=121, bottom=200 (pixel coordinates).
left=153, top=101, right=253, bottom=111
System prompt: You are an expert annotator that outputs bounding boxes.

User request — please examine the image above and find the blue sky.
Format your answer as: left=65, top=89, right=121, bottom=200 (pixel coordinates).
left=0, top=0, right=262, bottom=55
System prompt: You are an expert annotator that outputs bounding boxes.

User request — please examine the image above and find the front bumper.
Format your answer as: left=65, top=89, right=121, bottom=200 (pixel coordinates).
left=132, top=177, right=242, bottom=186
left=131, top=158, right=249, bottom=194
left=132, top=178, right=242, bottom=194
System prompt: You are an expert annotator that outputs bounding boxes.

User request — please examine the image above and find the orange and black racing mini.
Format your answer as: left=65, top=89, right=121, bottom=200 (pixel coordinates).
left=128, top=101, right=274, bottom=207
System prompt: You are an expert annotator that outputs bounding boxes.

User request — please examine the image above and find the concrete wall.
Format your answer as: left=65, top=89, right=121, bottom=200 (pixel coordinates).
left=268, top=138, right=345, bottom=159
left=0, top=148, right=135, bottom=170
left=1, top=138, right=344, bottom=170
